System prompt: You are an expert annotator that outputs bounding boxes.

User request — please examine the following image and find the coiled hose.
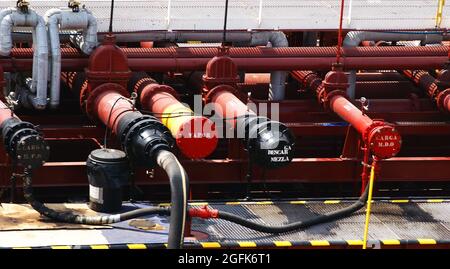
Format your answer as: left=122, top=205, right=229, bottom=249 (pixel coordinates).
left=22, top=149, right=188, bottom=249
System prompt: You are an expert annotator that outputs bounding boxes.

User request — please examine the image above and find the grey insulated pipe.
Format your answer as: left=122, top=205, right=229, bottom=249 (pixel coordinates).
left=45, top=7, right=98, bottom=109
left=343, top=31, right=444, bottom=99
left=251, top=31, right=289, bottom=101
left=0, top=7, right=48, bottom=109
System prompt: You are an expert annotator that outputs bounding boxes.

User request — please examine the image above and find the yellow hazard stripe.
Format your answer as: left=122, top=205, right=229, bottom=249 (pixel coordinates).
left=90, top=245, right=109, bottom=249
left=127, top=244, right=148, bottom=249
left=51, top=246, right=72, bottom=249
left=12, top=247, right=32, bottom=249
left=273, top=241, right=292, bottom=247
left=159, top=203, right=171, bottom=207
left=310, top=240, right=330, bottom=246
left=290, top=201, right=306, bottom=204
left=225, top=202, right=241, bottom=205
left=381, top=239, right=401, bottom=245
left=390, top=200, right=409, bottom=203
left=346, top=240, right=364, bottom=246
left=427, top=199, right=444, bottom=203
left=255, top=201, right=273, bottom=205
left=417, top=239, right=437, bottom=245
left=200, top=242, right=221, bottom=248
left=237, top=241, right=257, bottom=248
left=190, top=202, right=209, bottom=206
left=324, top=200, right=340, bottom=204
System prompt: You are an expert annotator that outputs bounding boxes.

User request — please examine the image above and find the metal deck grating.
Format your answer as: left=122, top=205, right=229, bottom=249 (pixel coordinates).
left=0, top=199, right=449, bottom=248
left=191, top=200, right=450, bottom=244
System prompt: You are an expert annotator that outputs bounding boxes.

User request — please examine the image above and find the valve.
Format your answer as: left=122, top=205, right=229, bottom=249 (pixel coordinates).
left=68, top=0, right=81, bottom=12
left=16, top=0, right=30, bottom=13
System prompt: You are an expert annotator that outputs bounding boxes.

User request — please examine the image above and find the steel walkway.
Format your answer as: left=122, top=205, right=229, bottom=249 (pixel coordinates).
left=0, top=199, right=449, bottom=249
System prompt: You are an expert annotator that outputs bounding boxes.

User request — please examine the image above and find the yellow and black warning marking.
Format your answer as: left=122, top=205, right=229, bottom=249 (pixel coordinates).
left=5, top=238, right=448, bottom=249
left=157, top=199, right=449, bottom=207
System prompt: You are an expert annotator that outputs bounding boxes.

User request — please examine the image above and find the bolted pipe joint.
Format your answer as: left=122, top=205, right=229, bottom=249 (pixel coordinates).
left=364, top=121, right=402, bottom=160
left=0, top=117, right=49, bottom=169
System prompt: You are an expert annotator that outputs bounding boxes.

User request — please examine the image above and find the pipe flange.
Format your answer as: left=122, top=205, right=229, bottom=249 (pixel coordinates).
left=204, top=84, right=239, bottom=104
left=122, top=117, right=174, bottom=166
left=8, top=128, right=38, bottom=155
left=118, top=114, right=154, bottom=147
left=120, top=116, right=173, bottom=153
left=140, top=84, right=180, bottom=107
left=435, top=88, right=450, bottom=113
left=85, top=83, right=130, bottom=120
left=1, top=120, right=35, bottom=153
left=366, top=120, right=402, bottom=159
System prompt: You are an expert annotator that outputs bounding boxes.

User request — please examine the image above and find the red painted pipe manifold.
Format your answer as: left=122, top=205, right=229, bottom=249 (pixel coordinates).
left=402, top=70, right=450, bottom=113
left=292, top=69, right=402, bottom=160
left=129, top=73, right=218, bottom=159
left=1, top=46, right=449, bottom=72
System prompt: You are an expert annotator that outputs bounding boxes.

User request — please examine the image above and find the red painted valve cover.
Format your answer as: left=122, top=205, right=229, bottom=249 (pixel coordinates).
left=368, top=124, right=402, bottom=159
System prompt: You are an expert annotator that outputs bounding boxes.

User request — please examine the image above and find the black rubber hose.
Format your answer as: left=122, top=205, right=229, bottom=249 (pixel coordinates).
left=155, top=150, right=189, bottom=249
left=22, top=169, right=170, bottom=224
left=22, top=149, right=188, bottom=250
left=216, top=184, right=369, bottom=234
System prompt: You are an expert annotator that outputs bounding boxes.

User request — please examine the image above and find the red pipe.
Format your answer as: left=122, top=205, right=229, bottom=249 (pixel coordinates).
left=1, top=47, right=448, bottom=72
left=292, top=70, right=402, bottom=160
left=208, top=86, right=255, bottom=128
left=244, top=73, right=271, bottom=85
left=7, top=46, right=450, bottom=59
left=91, top=84, right=133, bottom=134
left=130, top=74, right=218, bottom=159
left=402, top=70, right=450, bottom=113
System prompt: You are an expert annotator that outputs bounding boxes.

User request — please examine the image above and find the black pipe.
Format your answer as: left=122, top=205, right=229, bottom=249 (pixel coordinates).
left=156, top=150, right=189, bottom=249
